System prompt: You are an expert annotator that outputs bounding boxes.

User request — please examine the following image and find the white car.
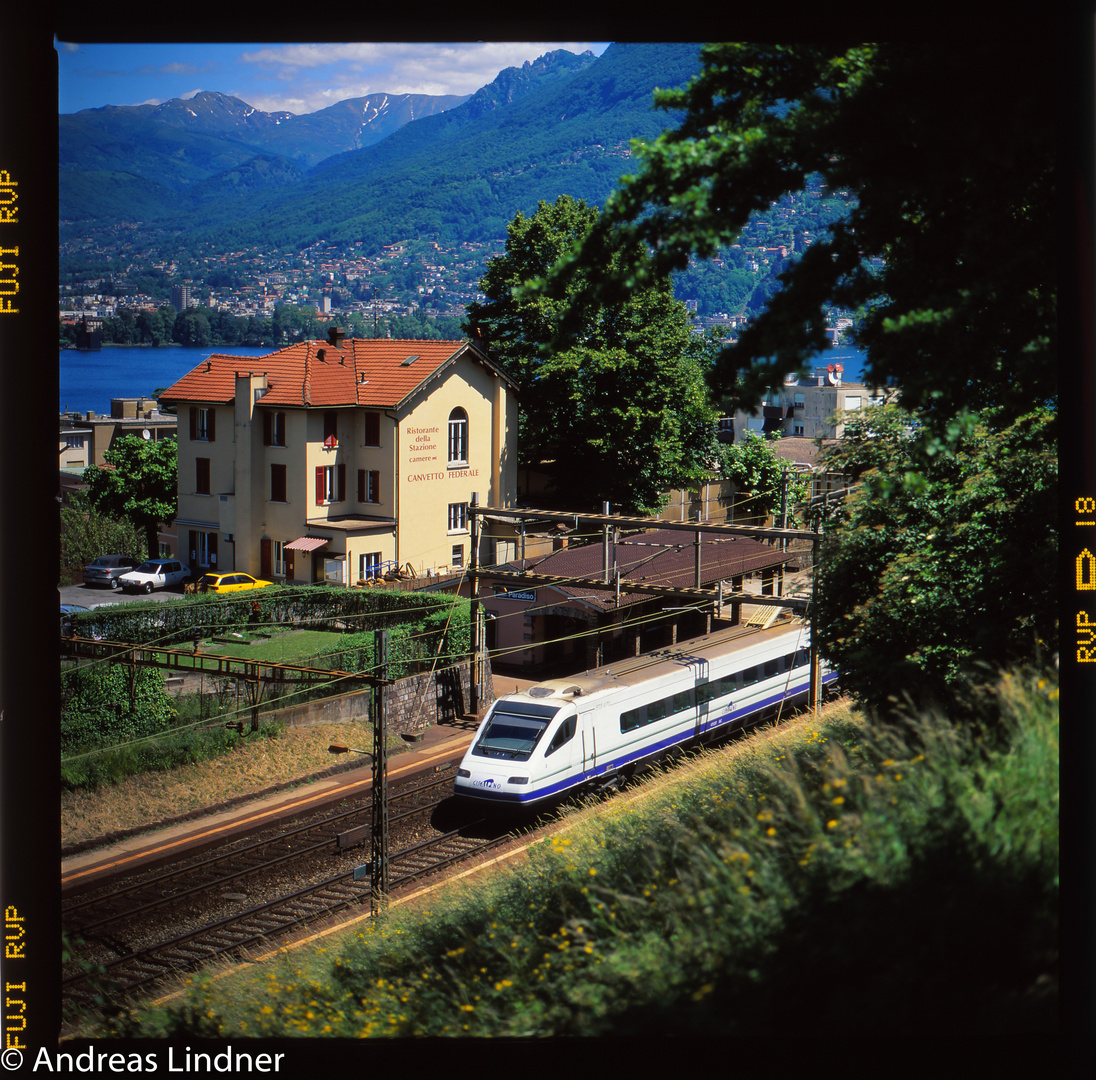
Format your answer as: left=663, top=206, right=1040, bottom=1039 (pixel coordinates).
left=119, top=558, right=191, bottom=594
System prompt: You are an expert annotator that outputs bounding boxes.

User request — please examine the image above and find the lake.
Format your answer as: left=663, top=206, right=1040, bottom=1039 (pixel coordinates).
left=59, top=345, right=268, bottom=416
left=59, top=342, right=871, bottom=417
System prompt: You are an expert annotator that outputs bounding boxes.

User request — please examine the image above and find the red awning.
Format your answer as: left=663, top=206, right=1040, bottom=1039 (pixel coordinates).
left=285, top=536, right=329, bottom=552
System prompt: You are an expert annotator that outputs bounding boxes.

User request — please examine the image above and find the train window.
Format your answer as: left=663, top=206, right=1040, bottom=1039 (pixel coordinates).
left=764, top=658, right=780, bottom=678
left=472, top=702, right=560, bottom=761
left=783, top=653, right=795, bottom=671
left=545, top=715, right=577, bottom=757
left=741, top=666, right=759, bottom=686
left=795, top=648, right=809, bottom=668
left=622, top=685, right=699, bottom=733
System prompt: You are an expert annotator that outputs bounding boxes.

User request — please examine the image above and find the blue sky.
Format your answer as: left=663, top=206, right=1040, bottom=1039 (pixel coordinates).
left=56, top=41, right=613, bottom=115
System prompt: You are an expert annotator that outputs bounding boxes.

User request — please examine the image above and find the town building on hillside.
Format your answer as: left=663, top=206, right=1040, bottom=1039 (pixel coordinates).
left=468, top=528, right=794, bottom=676
left=171, top=284, right=192, bottom=313
left=730, top=364, right=896, bottom=442
left=59, top=398, right=178, bottom=471
left=158, top=329, right=519, bottom=585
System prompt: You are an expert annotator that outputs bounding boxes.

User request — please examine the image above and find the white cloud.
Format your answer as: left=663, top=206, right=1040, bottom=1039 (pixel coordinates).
left=238, top=41, right=608, bottom=114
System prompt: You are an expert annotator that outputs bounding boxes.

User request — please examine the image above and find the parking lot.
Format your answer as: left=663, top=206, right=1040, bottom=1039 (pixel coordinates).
left=59, top=581, right=190, bottom=609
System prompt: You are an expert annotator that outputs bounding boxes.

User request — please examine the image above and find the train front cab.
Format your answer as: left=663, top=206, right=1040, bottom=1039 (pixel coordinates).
left=454, top=696, right=582, bottom=808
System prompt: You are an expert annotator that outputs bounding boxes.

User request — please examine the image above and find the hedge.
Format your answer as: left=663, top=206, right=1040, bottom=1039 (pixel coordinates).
left=63, top=584, right=467, bottom=652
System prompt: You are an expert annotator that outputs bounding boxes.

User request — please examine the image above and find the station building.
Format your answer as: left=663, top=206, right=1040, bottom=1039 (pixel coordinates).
left=470, top=527, right=796, bottom=677
left=158, top=330, right=518, bottom=585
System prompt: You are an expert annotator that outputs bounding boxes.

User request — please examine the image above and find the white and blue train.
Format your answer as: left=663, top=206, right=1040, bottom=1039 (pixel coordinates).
left=455, top=612, right=836, bottom=808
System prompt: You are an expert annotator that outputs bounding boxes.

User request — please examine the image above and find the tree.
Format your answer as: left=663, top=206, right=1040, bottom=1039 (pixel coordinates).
left=526, top=44, right=1057, bottom=714
left=536, top=43, right=1055, bottom=430
left=60, top=505, right=145, bottom=583
left=465, top=195, right=719, bottom=514
left=719, top=432, right=810, bottom=525
left=61, top=664, right=174, bottom=754
left=816, top=405, right=1057, bottom=714
left=82, top=436, right=178, bottom=559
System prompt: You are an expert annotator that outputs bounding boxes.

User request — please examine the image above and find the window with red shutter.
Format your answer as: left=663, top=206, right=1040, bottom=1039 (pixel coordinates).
left=364, top=412, right=380, bottom=446
left=271, top=464, right=286, bottom=502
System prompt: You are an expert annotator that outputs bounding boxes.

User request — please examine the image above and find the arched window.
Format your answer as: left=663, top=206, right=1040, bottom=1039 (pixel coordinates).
left=448, top=407, right=468, bottom=465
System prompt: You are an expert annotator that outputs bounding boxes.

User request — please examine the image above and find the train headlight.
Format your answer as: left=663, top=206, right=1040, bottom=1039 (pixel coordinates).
left=457, top=768, right=471, bottom=778
left=508, top=776, right=529, bottom=785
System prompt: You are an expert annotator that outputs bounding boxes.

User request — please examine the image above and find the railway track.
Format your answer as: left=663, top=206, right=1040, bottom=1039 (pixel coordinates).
left=61, top=766, right=512, bottom=1012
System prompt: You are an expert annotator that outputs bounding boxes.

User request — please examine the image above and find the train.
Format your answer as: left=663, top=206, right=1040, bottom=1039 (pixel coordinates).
left=454, top=610, right=837, bottom=808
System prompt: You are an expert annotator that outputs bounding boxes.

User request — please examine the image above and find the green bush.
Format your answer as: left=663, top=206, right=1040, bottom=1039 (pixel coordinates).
left=59, top=507, right=145, bottom=585
left=60, top=664, right=173, bottom=753
left=60, top=721, right=281, bottom=793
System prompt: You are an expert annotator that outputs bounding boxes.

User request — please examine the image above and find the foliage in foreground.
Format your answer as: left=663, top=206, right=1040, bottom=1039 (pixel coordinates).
left=538, top=42, right=1054, bottom=428
left=113, top=670, right=1057, bottom=1038
left=816, top=405, right=1057, bottom=715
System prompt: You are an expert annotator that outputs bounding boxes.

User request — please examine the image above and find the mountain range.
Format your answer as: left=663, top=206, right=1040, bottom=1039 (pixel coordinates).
left=59, top=44, right=704, bottom=254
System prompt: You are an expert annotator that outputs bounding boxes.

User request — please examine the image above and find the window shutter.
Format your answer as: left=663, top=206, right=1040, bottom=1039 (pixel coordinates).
left=207, top=408, right=215, bottom=441
left=316, top=466, right=325, bottom=505
left=370, top=470, right=380, bottom=503
left=189, top=407, right=197, bottom=441
left=189, top=530, right=197, bottom=565
left=337, top=464, right=346, bottom=502
left=263, top=411, right=272, bottom=446
left=208, top=532, right=218, bottom=566
left=260, top=538, right=272, bottom=578
left=357, top=469, right=365, bottom=503
left=364, top=412, right=379, bottom=446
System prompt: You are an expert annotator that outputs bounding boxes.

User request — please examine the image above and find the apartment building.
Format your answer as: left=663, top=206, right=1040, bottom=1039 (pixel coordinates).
left=731, top=364, right=894, bottom=441
left=159, top=330, right=518, bottom=585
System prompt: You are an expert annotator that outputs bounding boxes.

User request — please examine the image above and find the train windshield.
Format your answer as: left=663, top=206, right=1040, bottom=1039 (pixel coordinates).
left=472, top=701, right=561, bottom=761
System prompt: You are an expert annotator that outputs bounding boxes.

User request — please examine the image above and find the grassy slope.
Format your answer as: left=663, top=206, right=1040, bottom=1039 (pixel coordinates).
left=95, top=671, right=1058, bottom=1039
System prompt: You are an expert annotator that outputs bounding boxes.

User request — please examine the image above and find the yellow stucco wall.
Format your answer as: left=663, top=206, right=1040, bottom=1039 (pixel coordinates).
left=173, top=350, right=517, bottom=583
left=395, top=361, right=516, bottom=574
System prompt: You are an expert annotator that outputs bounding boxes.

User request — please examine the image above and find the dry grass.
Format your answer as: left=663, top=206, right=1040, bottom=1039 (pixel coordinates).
left=61, top=719, right=375, bottom=849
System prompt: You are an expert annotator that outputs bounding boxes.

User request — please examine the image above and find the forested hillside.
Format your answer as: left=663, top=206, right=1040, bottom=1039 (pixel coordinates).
left=60, top=44, right=701, bottom=254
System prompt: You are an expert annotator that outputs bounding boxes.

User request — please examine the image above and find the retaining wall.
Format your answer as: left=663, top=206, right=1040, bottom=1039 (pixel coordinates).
left=260, top=661, right=496, bottom=734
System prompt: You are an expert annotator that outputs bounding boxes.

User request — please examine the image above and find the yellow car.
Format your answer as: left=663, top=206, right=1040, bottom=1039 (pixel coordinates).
left=195, top=572, right=274, bottom=594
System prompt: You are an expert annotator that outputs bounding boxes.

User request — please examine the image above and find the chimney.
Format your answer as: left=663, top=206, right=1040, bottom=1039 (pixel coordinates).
left=328, top=326, right=346, bottom=348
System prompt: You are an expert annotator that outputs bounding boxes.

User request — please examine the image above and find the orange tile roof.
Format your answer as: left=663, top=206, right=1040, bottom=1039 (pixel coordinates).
left=158, top=339, right=506, bottom=410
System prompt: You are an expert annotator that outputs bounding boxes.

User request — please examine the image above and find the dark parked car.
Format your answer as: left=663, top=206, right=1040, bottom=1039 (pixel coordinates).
left=83, top=554, right=140, bottom=589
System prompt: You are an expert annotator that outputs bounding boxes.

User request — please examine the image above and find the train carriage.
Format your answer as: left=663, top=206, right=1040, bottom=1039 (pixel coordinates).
left=455, top=611, right=836, bottom=807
